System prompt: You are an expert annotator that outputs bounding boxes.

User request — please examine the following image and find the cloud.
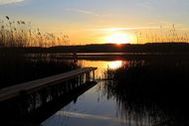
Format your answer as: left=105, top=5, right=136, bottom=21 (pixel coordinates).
left=0, top=0, right=24, bottom=5
left=65, top=8, right=100, bottom=17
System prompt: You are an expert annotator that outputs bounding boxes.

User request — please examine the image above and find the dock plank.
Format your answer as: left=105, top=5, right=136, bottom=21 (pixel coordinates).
left=0, top=67, right=97, bottom=102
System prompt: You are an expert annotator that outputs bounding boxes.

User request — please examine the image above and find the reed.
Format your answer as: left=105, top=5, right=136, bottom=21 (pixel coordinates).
left=104, top=58, right=189, bottom=126
left=135, top=24, right=189, bottom=43
left=0, top=16, right=69, bottom=47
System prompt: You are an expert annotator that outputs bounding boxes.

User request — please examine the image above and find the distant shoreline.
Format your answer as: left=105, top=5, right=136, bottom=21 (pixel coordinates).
left=1, top=42, right=189, bottom=54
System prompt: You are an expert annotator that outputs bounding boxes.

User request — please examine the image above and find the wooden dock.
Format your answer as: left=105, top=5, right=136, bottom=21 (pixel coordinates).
left=0, top=67, right=97, bottom=102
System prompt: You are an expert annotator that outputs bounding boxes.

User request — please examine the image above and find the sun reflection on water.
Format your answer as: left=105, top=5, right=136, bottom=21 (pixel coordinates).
left=107, top=60, right=123, bottom=70
left=78, top=60, right=124, bottom=78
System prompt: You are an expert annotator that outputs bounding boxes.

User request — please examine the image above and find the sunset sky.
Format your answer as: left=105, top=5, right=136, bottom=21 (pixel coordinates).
left=0, top=0, right=189, bottom=45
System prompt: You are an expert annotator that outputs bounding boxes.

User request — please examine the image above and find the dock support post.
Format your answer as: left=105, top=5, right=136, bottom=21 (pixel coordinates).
left=86, top=72, right=90, bottom=82
left=92, top=70, right=95, bottom=81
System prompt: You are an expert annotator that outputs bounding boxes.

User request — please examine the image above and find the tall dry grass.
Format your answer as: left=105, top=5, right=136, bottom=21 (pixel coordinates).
left=135, top=24, right=189, bottom=44
left=0, top=16, right=69, bottom=47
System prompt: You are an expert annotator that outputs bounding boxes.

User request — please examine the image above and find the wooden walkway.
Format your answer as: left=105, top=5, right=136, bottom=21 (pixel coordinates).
left=0, top=67, right=97, bottom=102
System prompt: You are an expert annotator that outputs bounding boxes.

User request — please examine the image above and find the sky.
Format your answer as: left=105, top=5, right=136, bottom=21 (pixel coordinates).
left=0, top=0, right=189, bottom=45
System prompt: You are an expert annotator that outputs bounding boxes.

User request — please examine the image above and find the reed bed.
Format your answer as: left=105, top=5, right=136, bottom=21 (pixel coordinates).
left=0, top=53, right=80, bottom=88
left=0, top=16, right=69, bottom=47
left=106, top=58, right=189, bottom=99
left=135, top=25, right=189, bottom=44
left=104, top=58, right=189, bottom=126
left=0, top=16, right=77, bottom=88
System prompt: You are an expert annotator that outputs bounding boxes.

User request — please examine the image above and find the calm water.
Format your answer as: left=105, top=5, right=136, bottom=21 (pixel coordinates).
left=42, top=81, right=154, bottom=126
left=41, top=60, right=164, bottom=126
left=23, top=52, right=188, bottom=126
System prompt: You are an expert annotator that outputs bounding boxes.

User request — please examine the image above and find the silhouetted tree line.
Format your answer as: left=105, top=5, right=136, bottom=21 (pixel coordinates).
left=49, top=43, right=189, bottom=53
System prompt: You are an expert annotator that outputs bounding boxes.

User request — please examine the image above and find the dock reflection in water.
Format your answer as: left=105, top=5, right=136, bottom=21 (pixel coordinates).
left=42, top=81, right=136, bottom=126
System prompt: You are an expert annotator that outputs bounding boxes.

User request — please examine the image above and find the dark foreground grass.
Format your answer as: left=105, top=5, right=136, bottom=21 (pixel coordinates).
left=105, top=58, right=189, bottom=126
left=0, top=52, right=79, bottom=89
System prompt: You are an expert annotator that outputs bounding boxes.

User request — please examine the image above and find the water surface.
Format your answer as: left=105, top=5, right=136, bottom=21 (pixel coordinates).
left=42, top=81, right=155, bottom=126
left=40, top=55, right=189, bottom=126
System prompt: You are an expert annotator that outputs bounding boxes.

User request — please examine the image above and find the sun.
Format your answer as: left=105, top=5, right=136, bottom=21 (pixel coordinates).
left=106, top=32, right=132, bottom=44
